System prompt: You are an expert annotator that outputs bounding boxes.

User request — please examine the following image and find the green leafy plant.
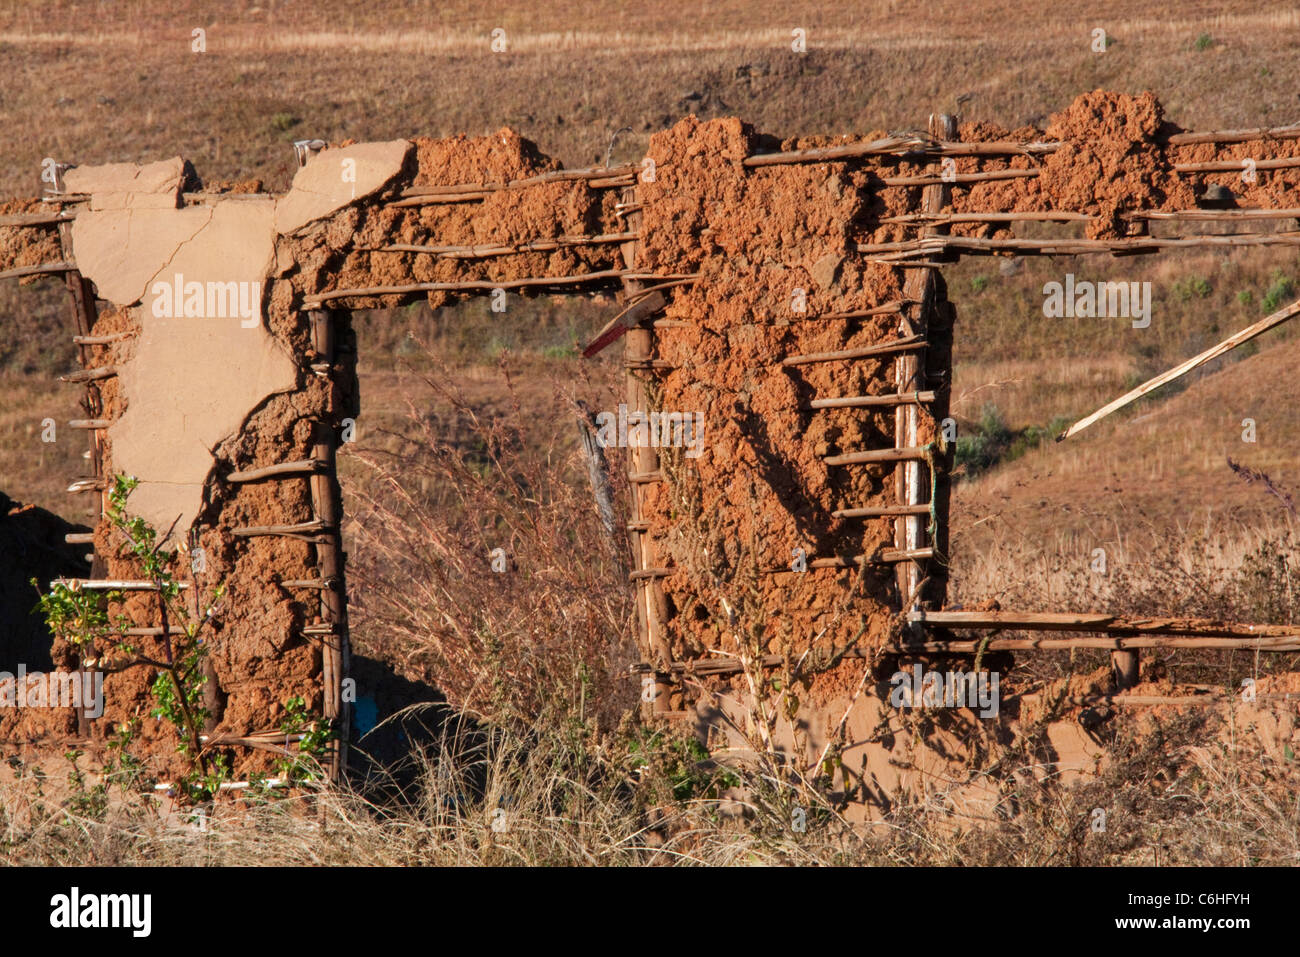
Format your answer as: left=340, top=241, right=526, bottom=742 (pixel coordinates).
left=32, top=475, right=228, bottom=802
left=276, top=694, right=332, bottom=784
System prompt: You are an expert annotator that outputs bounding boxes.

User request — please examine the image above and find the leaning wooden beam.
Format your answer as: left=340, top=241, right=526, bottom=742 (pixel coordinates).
left=908, top=608, right=1300, bottom=640
left=1057, top=297, right=1300, bottom=441
left=378, top=232, right=637, bottom=259
left=826, top=446, right=930, bottom=466
left=225, top=459, right=324, bottom=482
left=806, top=390, right=936, bottom=410
left=302, top=270, right=696, bottom=306
left=0, top=261, right=76, bottom=280
left=782, top=335, right=926, bottom=367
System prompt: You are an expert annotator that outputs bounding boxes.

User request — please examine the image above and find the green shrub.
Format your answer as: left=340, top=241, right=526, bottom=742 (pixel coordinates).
left=1262, top=269, right=1294, bottom=312
left=1195, top=33, right=1213, bottom=51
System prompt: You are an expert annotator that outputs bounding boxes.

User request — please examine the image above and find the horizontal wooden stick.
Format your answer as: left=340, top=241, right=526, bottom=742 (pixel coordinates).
left=808, top=547, right=934, bottom=567
left=1058, top=297, right=1300, bottom=441
left=377, top=231, right=636, bottom=259
left=743, top=136, right=1062, bottom=168
left=807, top=390, right=936, bottom=410
left=630, top=568, right=672, bottom=581
left=52, top=579, right=188, bottom=591
left=893, top=637, right=1300, bottom=652
left=833, top=504, right=932, bottom=518
left=1166, top=121, right=1300, bottom=145
left=627, top=470, right=664, bottom=484
left=782, top=335, right=926, bottom=367
left=231, top=520, right=332, bottom=538
left=879, top=208, right=1300, bottom=228
left=879, top=211, right=1091, bottom=225
left=0, top=261, right=76, bottom=280
left=392, top=165, right=637, bottom=205
left=0, top=210, right=77, bottom=227
left=277, top=578, right=329, bottom=589
left=73, top=331, right=134, bottom=345
left=65, top=479, right=105, bottom=493
left=860, top=231, right=1300, bottom=258
left=881, top=168, right=1039, bottom=188
left=908, top=608, right=1300, bottom=640
left=817, top=300, right=915, bottom=320
left=1174, top=156, right=1300, bottom=173
left=225, top=459, right=324, bottom=482
left=68, top=419, right=111, bottom=429
left=302, top=270, right=695, bottom=305
left=1132, top=206, right=1300, bottom=222
left=59, top=366, right=117, bottom=383
left=825, top=446, right=929, bottom=466
left=743, top=135, right=926, bottom=166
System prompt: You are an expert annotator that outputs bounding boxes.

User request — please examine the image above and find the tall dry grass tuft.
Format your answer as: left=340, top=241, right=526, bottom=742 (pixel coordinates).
left=344, top=343, right=638, bottom=732
left=4, top=692, right=1297, bottom=866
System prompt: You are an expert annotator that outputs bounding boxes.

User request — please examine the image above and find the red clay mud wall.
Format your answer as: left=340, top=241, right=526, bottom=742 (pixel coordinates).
left=2, top=90, right=1299, bottom=775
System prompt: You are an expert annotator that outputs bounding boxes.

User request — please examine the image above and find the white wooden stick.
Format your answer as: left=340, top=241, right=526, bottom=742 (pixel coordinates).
left=1057, top=297, right=1300, bottom=441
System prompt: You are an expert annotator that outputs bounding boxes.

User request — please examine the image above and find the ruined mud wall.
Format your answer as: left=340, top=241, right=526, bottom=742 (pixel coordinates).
left=2, top=89, right=1300, bottom=779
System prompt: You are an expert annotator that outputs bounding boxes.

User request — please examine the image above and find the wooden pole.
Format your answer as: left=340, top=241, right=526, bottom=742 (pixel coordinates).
left=908, top=608, right=1300, bottom=639
left=618, top=187, right=673, bottom=716
left=59, top=244, right=104, bottom=738
left=309, top=309, right=351, bottom=781
left=1057, top=297, right=1300, bottom=441
left=894, top=113, right=955, bottom=617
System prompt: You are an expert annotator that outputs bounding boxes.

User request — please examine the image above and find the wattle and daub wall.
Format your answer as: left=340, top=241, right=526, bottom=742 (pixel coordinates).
left=2, top=90, right=1298, bottom=779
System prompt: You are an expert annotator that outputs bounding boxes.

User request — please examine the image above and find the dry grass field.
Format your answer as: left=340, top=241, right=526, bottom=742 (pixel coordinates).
left=2, top=1, right=1299, bottom=866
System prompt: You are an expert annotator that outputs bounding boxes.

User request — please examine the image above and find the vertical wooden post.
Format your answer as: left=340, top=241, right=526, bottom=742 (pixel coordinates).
left=309, top=309, right=351, bottom=780
left=618, top=186, right=673, bottom=715
left=1112, top=650, right=1139, bottom=689
left=895, top=114, right=956, bottom=619
left=60, top=220, right=105, bottom=736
